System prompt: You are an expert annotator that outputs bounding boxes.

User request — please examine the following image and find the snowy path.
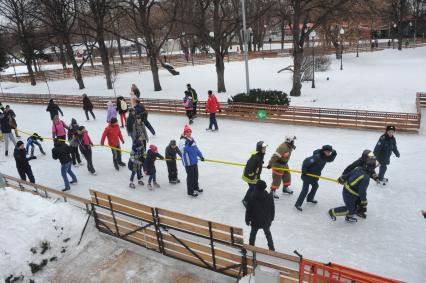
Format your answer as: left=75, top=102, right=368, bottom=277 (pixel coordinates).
left=0, top=104, right=425, bottom=282
left=2, top=47, right=426, bottom=112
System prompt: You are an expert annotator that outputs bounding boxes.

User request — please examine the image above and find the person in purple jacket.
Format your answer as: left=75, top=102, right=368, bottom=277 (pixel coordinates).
left=106, top=101, right=117, bottom=123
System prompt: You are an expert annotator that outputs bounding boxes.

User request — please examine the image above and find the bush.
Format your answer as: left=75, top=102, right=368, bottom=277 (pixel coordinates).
left=228, top=89, right=290, bottom=105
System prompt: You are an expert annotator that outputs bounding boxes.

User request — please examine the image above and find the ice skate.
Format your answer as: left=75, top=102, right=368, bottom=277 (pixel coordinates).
left=345, top=215, right=358, bottom=223
left=138, top=180, right=144, bottom=186
left=282, top=186, right=293, bottom=195
left=129, top=182, right=136, bottom=189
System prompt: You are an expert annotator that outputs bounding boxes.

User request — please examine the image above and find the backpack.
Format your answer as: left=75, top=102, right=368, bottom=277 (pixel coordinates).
left=121, top=100, right=128, bottom=111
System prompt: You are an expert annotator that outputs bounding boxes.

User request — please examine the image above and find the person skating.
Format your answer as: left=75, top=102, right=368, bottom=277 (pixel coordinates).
left=126, top=108, right=136, bottom=141
left=183, top=91, right=194, bottom=125
left=267, top=136, right=296, bottom=199
left=329, top=157, right=378, bottom=223
left=1, top=111, right=17, bottom=156
left=82, top=93, right=96, bottom=121
left=100, top=117, right=126, bottom=170
left=26, top=133, right=46, bottom=157
left=165, top=140, right=182, bottom=184
left=205, top=90, right=221, bottom=131
left=373, top=125, right=400, bottom=184
left=131, top=114, right=149, bottom=150
left=14, top=141, right=36, bottom=183
left=68, top=118, right=83, bottom=167
left=3, top=105, right=20, bottom=137
left=245, top=180, right=275, bottom=251
left=295, top=145, right=337, bottom=211
left=116, top=96, right=128, bottom=128
left=52, top=115, right=68, bottom=140
left=106, top=101, right=117, bottom=123
left=242, top=141, right=267, bottom=207
left=46, top=99, right=64, bottom=121
left=143, top=144, right=164, bottom=189
left=52, top=139, right=77, bottom=192
left=186, top=84, right=198, bottom=118
left=338, top=149, right=379, bottom=219
left=128, top=139, right=145, bottom=188
left=77, top=126, right=96, bottom=175
left=179, top=125, right=205, bottom=197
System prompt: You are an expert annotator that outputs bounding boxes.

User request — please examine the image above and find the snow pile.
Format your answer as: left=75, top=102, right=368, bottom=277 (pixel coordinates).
left=2, top=46, right=426, bottom=112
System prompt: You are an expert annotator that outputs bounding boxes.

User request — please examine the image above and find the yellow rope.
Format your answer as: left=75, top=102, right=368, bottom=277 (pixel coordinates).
left=16, top=128, right=339, bottom=184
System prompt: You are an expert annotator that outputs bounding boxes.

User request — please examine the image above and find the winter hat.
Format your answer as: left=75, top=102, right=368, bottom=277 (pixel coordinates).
left=322, top=145, right=333, bottom=152
left=183, top=125, right=192, bottom=135
left=208, top=90, right=213, bottom=95
left=386, top=125, right=396, bottom=132
left=149, top=144, right=158, bottom=152
left=110, top=117, right=118, bottom=124
left=256, top=180, right=267, bottom=191
left=184, top=90, right=191, bottom=96
left=17, top=141, right=24, bottom=147
left=170, top=140, right=177, bottom=146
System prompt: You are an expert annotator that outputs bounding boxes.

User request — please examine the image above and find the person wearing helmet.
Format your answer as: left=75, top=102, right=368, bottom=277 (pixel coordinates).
left=143, top=144, right=164, bottom=189
left=373, top=125, right=400, bottom=184
left=295, top=145, right=337, bottom=211
left=267, top=136, right=296, bottom=199
left=242, top=141, right=267, bottom=207
left=329, top=156, right=377, bottom=223
left=338, top=150, right=379, bottom=218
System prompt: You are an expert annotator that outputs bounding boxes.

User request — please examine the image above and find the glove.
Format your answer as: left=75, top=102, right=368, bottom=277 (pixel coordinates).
left=266, top=165, right=272, bottom=169
left=30, top=156, right=37, bottom=160
left=200, top=157, right=205, bottom=162
left=396, top=153, right=400, bottom=158
left=218, top=109, right=222, bottom=113
left=337, top=176, right=344, bottom=184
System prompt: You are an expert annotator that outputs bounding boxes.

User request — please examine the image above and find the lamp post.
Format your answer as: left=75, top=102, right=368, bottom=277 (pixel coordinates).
left=241, top=0, right=250, bottom=95
left=340, top=27, right=344, bottom=70
left=311, top=30, right=316, bottom=88
left=393, top=23, right=397, bottom=49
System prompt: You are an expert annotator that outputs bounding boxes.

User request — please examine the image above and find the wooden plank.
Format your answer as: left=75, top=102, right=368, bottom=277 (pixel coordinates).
left=243, top=244, right=299, bottom=263
left=93, top=198, right=153, bottom=222
left=90, top=190, right=153, bottom=213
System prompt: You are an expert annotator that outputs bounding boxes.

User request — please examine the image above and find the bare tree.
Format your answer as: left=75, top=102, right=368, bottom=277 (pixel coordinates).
left=387, top=0, right=410, bottom=50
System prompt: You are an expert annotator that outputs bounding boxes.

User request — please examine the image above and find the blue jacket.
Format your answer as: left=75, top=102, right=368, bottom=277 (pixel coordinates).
left=374, top=134, right=399, bottom=165
left=301, top=149, right=337, bottom=182
left=179, top=136, right=203, bottom=167
left=340, top=167, right=370, bottom=203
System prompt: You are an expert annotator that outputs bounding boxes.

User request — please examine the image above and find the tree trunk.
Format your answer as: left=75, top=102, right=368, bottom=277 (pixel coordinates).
left=135, top=37, right=142, bottom=61
left=397, top=25, right=403, bottom=50
left=290, top=47, right=303, bottom=97
left=148, top=49, right=161, bottom=91
left=116, top=35, right=125, bottom=64
left=281, top=22, right=285, bottom=50
left=237, top=31, right=243, bottom=52
left=97, top=35, right=113, bottom=89
left=215, top=52, right=226, bottom=93
left=32, top=58, right=38, bottom=72
left=59, top=44, right=67, bottom=69
left=25, top=59, right=36, bottom=86
left=64, top=38, right=85, bottom=89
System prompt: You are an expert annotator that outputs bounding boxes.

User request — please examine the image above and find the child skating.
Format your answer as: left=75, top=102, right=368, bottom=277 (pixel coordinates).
left=144, top=144, right=164, bottom=189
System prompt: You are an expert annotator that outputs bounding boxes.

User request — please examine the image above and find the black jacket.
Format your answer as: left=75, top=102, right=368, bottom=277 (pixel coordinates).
left=245, top=187, right=275, bottom=229
left=340, top=167, right=370, bottom=203
left=0, top=115, right=12, bottom=133
left=27, top=133, right=44, bottom=142
left=83, top=96, right=94, bottom=111
left=301, top=149, right=337, bottom=182
left=52, top=143, right=73, bottom=165
left=342, top=159, right=378, bottom=181
left=374, top=134, right=399, bottom=165
left=46, top=100, right=63, bottom=120
left=14, top=147, right=33, bottom=169
left=242, top=151, right=264, bottom=184
left=143, top=150, right=164, bottom=175
left=165, top=144, right=182, bottom=160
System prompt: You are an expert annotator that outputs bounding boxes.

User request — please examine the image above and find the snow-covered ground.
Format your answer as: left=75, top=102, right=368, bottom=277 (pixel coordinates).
left=0, top=103, right=425, bottom=282
left=0, top=188, right=232, bottom=282
left=2, top=46, right=426, bottom=112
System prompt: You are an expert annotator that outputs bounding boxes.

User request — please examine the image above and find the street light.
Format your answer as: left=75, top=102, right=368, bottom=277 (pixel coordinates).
left=241, top=0, right=250, bottom=95
left=311, top=30, right=316, bottom=88
left=340, top=27, right=344, bottom=71
left=393, top=23, right=397, bottom=49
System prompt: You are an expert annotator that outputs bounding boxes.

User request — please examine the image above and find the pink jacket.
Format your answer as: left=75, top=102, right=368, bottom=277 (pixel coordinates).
left=52, top=120, right=68, bottom=138
left=82, top=131, right=93, bottom=146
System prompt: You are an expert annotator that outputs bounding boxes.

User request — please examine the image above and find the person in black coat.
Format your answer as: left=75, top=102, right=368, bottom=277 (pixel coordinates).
left=373, top=125, right=400, bottom=182
left=1, top=112, right=17, bottom=156
left=46, top=99, right=64, bottom=121
left=144, top=144, right=164, bottom=188
left=245, top=180, right=275, bottom=251
left=14, top=141, right=36, bottom=183
left=295, top=145, right=337, bottom=211
left=82, top=94, right=96, bottom=121
left=68, top=118, right=82, bottom=166
left=52, top=139, right=77, bottom=191
left=165, top=140, right=182, bottom=184
left=242, top=141, right=267, bottom=207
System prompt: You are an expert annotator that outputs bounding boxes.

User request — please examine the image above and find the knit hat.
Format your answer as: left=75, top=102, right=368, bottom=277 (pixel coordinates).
left=386, top=125, right=396, bottom=132
left=256, top=180, right=267, bottom=190
left=322, top=145, right=333, bottom=152
left=17, top=141, right=24, bottom=147
left=110, top=117, right=118, bottom=124
left=183, top=125, right=192, bottom=135
left=149, top=144, right=158, bottom=152
left=170, top=140, right=177, bottom=146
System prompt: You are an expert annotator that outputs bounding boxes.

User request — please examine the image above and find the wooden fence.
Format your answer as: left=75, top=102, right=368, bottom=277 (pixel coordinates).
left=0, top=92, right=422, bottom=132
left=0, top=178, right=403, bottom=282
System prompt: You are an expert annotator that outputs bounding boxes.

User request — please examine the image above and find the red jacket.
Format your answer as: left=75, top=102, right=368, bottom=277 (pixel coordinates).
left=206, top=94, right=221, bottom=113
left=101, top=123, right=124, bottom=147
